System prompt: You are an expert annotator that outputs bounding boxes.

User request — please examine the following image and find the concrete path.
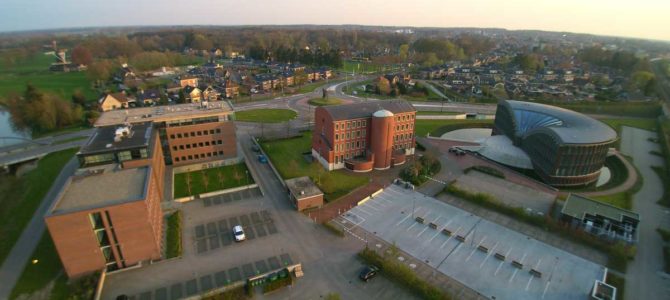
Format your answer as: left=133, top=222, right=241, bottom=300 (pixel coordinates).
left=619, top=126, right=670, bottom=299
left=0, top=157, right=79, bottom=299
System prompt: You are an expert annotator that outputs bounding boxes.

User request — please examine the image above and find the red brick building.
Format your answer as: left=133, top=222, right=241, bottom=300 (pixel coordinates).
left=312, top=100, right=416, bottom=172
left=45, top=123, right=165, bottom=278
left=285, top=176, right=324, bottom=211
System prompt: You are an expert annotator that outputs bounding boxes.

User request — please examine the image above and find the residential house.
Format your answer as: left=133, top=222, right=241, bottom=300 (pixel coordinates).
left=137, top=89, right=161, bottom=105
left=179, top=76, right=199, bottom=88
left=98, top=92, right=136, bottom=111
left=200, top=85, right=220, bottom=101
left=183, top=86, right=202, bottom=103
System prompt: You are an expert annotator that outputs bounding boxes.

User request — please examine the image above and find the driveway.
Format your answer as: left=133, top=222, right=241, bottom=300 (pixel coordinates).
left=619, top=126, right=670, bottom=299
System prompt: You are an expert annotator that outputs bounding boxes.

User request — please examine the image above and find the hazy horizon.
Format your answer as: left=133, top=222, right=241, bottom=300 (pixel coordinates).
left=2, top=0, right=669, bottom=41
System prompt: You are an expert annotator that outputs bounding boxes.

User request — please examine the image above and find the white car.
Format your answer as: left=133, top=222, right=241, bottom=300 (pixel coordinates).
left=233, top=225, right=246, bottom=242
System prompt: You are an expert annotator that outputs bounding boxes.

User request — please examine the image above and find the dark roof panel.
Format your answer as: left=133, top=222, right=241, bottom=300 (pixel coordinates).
left=321, top=100, right=415, bottom=120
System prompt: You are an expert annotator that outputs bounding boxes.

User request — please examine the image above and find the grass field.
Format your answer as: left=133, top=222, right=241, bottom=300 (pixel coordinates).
left=340, top=60, right=401, bottom=74
left=601, top=118, right=658, bottom=132
left=296, top=79, right=343, bottom=94
left=0, top=148, right=77, bottom=264
left=235, top=109, right=297, bottom=123
left=414, top=119, right=494, bottom=137
left=0, top=53, right=96, bottom=101
left=416, top=111, right=462, bottom=115
left=260, top=132, right=368, bottom=201
left=10, top=233, right=70, bottom=299
left=173, top=163, right=253, bottom=198
left=308, top=97, right=343, bottom=106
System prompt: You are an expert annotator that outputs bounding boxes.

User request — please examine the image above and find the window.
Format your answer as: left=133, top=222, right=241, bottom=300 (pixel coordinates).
left=357, top=131, right=361, bottom=138
left=190, top=132, right=195, bottom=137
left=172, top=146, right=177, bottom=151
left=117, top=151, right=132, bottom=161
left=356, top=141, right=360, bottom=148
left=170, top=134, right=176, bottom=139
left=218, top=151, right=224, bottom=155
left=186, top=144, right=191, bottom=149
left=362, top=130, right=366, bottom=137
left=362, top=141, right=365, bottom=148
left=197, top=131, right=202, bottom=136
left=217, top=140, right=223, bottom=145
left=335, top=134, right=338, bottom=141
left=188, top=155, right=193, bottom=160
left=179, top=145, right=184, bottom=150
left=205, top=141, right=210, bottom=146
left=362, top=120, right=366, bottom=127
left=175, top=157, right=180, bottom=162
left=198, top=142, right=204, bottom=147
left=210, top=129, right=215, bottom=134
left=207, top=153, right=212, bottom=157
left=96, top=230, right=111, bottom=247
left=336, top=124, right=339, bottom=130
left=195, top=154, right=200, bottom=159
left=102, top=246, right=114, bottom=263
left=177, top=133, right=182, bottom=138
left=357, top=121, right=361, bottom=127
left=89, top=212, right=104, bottom=230
left=346, top=132, right=350, bottom=139
left=216, top=129, right=221, bottom=134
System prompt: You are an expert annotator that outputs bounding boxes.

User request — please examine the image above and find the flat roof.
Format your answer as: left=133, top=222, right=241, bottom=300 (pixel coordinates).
left=344, top=185, right=607, bottom=300
left=285, top=176, right=323, bottom=200
left=79, top=122, right=153, bottom=155
left=562, top=193, right=640, bottom=222
left=95, top=102, right=233, bottom=126
left=50, top=165, right=149, bottom=215
left=321, top=100, right=415, bottom=121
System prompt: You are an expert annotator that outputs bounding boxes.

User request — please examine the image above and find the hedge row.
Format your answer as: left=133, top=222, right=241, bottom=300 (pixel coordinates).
left=166, top=211, right=183, bottom=259
left=358, top=248, right=450, bottom=300
left=323, top=222, right=345, bottom=237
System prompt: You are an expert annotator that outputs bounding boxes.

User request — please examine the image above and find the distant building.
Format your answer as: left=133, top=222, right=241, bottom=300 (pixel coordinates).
left=179, top=76, right=199, bottom=88
left=95, top=102, right=237, bottom=166
left=285, top=176, right=324, bottom=211
left=561, top=194, right=639, bottom=244
left=312, top=100, right=416, bottom=172
left=45, top=122, right=165, bottom=278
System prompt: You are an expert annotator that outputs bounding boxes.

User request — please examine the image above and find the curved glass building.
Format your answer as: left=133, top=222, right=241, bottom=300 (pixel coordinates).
left=491, top=100, right=617, bottom=187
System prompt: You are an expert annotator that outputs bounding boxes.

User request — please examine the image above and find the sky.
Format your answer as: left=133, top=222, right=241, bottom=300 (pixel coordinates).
left=1, top=0, right=669, bottom=41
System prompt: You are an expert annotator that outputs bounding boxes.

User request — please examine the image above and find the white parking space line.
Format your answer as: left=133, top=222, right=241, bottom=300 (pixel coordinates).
left=361, top=202, right=380, bottom=211
left=525, top=259, right=542, bottom=291
left=395, top=213, right=413, bottom=227
left=364, top=201, right=384, bottom=210
left=417, top=226, right=429, bottom=237
left=355, top=207, right=374, bottom=215
left=541, top=281, right=551, bottom=299
left=429, top=220, right=453, bottom=242
left=341, top=212, right=366, bottom=229
left=465, top=236, right=486, bottom=262
left=375, top=196, right=393, bottom=205
left=509, top=252, right=528, bottom=283
left=509, top=268, right=520, bottom=283
left=494, top=247, right=513, bottom=276
left=480, top=242, right=498, bottom=268
left=440, top=226, right=461, bottom=249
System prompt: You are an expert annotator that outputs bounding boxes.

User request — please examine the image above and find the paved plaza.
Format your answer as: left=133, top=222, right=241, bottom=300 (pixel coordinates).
left=339, top=184, right=607, bottom=300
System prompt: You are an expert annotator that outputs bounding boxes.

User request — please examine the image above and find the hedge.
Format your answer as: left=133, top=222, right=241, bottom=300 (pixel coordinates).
left=358, top=248, right=450, bottom=300
left=262, top=270, right=293, bottom=294
left=323, top=222, right=345, bottom=237
left=166, top=211, right=183, bottom=258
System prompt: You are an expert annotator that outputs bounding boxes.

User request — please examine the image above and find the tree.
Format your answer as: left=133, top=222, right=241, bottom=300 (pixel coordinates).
left=374, top=76, right=391, bottom=95
left=399, top=44, right=410, bottom=62
left=71, top=45, right=93, bottom=66
left=72, top=89, right=87, bottom=106
left=185, top=173, right=193, bottom=196
left=201, top=170, right=210, bottom=192
left=232, top=167, right=243, bottom=185
left=191, top=34, right=213, bottom=51
left=178, top=90, right=186, bottom=104
left=87, top=60, right=114, bottom=82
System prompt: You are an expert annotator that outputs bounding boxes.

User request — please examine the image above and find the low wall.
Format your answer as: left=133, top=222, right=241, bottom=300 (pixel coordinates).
left=357, top=188, right=384, bottom=206
left=172, top=156, right=244, bottom=174
left=174, top=183, right=259, bottom=203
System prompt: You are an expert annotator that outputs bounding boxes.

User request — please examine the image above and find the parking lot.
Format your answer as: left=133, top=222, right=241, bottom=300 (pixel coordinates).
left=339, top=185, right=606, bottom=300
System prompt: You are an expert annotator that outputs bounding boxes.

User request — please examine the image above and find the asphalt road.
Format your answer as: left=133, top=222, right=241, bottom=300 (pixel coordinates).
left=0, top=157, right=79, bottom=300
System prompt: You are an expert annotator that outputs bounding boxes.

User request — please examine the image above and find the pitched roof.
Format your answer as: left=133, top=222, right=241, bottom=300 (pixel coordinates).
left=320, top=100, right=415, bottom=121
left=100, top=92, right=132, bottom=104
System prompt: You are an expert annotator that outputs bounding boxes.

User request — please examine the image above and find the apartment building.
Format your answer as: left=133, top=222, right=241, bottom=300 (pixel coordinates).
left=312, top=100, right=416, bottom=172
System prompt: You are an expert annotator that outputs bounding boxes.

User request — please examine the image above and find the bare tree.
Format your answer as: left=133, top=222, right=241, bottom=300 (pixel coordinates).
left=232, top=166, right=243, bottom=185
left=201, top=170, right=210, bottom=192
left=185, top=173, right=193, bottom=195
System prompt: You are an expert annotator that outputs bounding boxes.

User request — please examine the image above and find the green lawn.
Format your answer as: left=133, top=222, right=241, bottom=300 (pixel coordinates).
left=260, top=132, right=368, bottom=201
left=235, top=109, right=297, bottom=123
left=165, top=211, right=183, bottom=258
left=296, top=79, right=343, bottom=94
left=591, top=193, right=632, bottom=210
left=0, top=53, right=96, bottom=101
left=10, top=233, right=68, bottom=299
left=173, top=163, right=253, bottom=198
left=414, top=119, right=494, bottom=137
left=308, top=97, right=344, bottom=106
left=0, top=148, right=78, bottom=264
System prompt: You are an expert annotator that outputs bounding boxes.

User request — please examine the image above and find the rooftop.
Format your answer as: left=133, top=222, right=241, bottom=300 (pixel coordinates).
left=321, top=100, right=415, bottom=121
left=285, top=176, right=323, bottom=200
left=50, top=165, right=149, bottom=215
left=503, top=100, right=617, bottom=144
left=562, top=193, right=640, bottom=222
left=95, top=102, right=233, bottom=126
left=79, top=122, right=153, bottom=155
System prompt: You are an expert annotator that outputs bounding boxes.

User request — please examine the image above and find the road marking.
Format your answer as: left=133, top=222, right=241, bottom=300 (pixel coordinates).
left=417, top=226, right=429, bottom=237
left=395, top=213, right=413, bottom=227
left=440, top=226, right=461, bottom=249
left=480, top=242, right=498, bottom=268
left=508, top=252, right=528, bottom=283
left=525, top=276, right=534, bottom=291
left=494, top=247, right=513, bottom=277
left=406, top=212, right=429, bottom=232
left=355, top=207, right=374, bottom=215
left=541, top=281, right=551, bottom=299
left=509, top=268, right=519, bottom=283
left=365, top=201, right=384, bottom=210
left=429, top=219, right=453, bottom=242
left=465, top=236, right=486, bottom=262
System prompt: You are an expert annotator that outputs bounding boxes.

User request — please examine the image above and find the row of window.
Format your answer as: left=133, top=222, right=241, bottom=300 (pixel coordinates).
left=172, top=140, right=223, bottom=151
left=394, top=133, right=413, bottom=142
left=174, top=150, right=225, bottom=162
left=334, top=140, right=366, bottom=153
left=335, top=119, right=367, bottom=131
left=395, top=114, right=414, bottom=122
left=396, top=123, right=413, bottom=131
left=170, top=128, right=222, bottom=139
left=335, top=130, right=366, bottom=141
left=334, top=151, right=365, bottom=164
left=394, top=143, right=413, bottom=151
left=89, top=212, right=125, bottom=272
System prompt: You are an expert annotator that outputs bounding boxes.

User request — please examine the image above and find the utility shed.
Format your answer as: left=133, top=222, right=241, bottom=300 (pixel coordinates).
left=285, top=176, right=323, bottom=211
left=561, top=193, right=640, bottom=244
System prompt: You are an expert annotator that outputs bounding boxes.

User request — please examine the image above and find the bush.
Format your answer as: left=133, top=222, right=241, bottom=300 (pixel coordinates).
left=400, top=154, right=441, bottom=185
left=262, top=270, right=293, bottom=294
left=464, top=165, right=505, bottom=179
left=358, top=248, right=449, bottom=300
left=323, top=222, right=345, bottom=237
left=606, top=273, right=626, bottom=300
left=165, top=211, right=183, bottom=258
left=657, top=228, right=670, bottom=242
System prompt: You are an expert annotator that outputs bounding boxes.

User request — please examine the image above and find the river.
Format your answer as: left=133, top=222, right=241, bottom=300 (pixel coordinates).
left=0, top=110, right=31, bottom=147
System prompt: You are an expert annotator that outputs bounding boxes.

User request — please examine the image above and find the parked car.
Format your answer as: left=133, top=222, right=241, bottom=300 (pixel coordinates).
left=358, top=265, right=379, bottom=282
left=251, top=145, right=261, bottom=153
left=233, top=225, right=246, bottom=242
left=257, top=154, right=268, bottom=163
